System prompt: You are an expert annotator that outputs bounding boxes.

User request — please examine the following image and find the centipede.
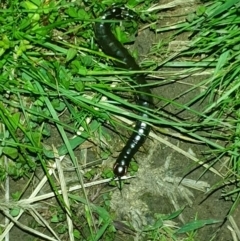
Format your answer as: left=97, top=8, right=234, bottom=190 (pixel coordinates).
left=95, top=6, right=152, bottom=179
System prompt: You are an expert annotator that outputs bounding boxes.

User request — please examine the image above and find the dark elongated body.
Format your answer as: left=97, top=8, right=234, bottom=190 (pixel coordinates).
left=95, top=6, right=152, bottom=177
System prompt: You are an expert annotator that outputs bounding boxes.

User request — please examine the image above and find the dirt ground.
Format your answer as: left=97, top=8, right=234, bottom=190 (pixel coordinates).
left=0, top=1, right=239, bottom=241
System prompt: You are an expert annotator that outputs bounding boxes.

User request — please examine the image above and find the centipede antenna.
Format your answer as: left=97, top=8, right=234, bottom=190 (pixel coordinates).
left=119, top=177, right=123, bottom=192
left=114, top=176, right=122, bottom=191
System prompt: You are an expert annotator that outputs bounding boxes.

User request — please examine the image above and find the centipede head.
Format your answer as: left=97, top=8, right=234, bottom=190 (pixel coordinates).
left=113, top=163, right=127, bottom=177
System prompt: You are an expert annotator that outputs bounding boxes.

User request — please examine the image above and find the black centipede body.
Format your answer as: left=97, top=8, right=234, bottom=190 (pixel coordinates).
left=95, top=6, right=153, bottom=178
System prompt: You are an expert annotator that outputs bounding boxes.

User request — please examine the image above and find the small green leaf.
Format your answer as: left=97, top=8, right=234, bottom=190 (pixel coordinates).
left=10, top=207, right=20, bottom=217
left=74, top=81, right=85, bottom=92
left=186, top=13, right=197, bottom=23
left=80, top=55, right=93, bottom=67
left=51, top=99, right=66, bottom=111
left=3, top=147, right=19, bottom=159
left=57, top=224, right=67, bottom=234
left=71, top=60, right=82, bottom=73
left=31, top=0, right=41, bottom=7
left=78, top=66, right=88, bottom=76
left=73, top=229, right=80, bottom=239
left=21, top=1, right=38, bottom=10
left=196, top=5, right=206, bottom=16
left=77, top=9, right=90, bottom=20
left=19, top=18, right=32, bottom=30
left=161, top=208, right=184, bottom=220
left=30, top=131, right=42, bottom=148
left=176, top=219, right=222, bottom=234
left=84, top=169, right=96, bottom=180
left=128, top=0, right=141, bottom=8
left=51, top=215, right=59, bottom=223
left=101, top=168, right=114, bottom=179
left=66, top=7, right=78, bottom=18
left=11, top=113, right=21, bottom=131
left=11, top=191, right=21, bottom=200
left=66, top=48, right=77, bottom=62
left=129, top=161, right=138, bottom=172
left=0, top=35, right=11, bottom=49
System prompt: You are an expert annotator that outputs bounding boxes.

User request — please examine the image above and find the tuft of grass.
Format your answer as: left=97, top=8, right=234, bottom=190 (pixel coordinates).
left=177, top=0, right=240, bottom=213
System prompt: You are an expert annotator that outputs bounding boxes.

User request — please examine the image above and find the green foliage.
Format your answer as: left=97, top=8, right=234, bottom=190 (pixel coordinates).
left=176, top=219, right=221, bottom=234
left=1, top=0, right=240, bottom=240
left=177, top=0, right=240, bottom=207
